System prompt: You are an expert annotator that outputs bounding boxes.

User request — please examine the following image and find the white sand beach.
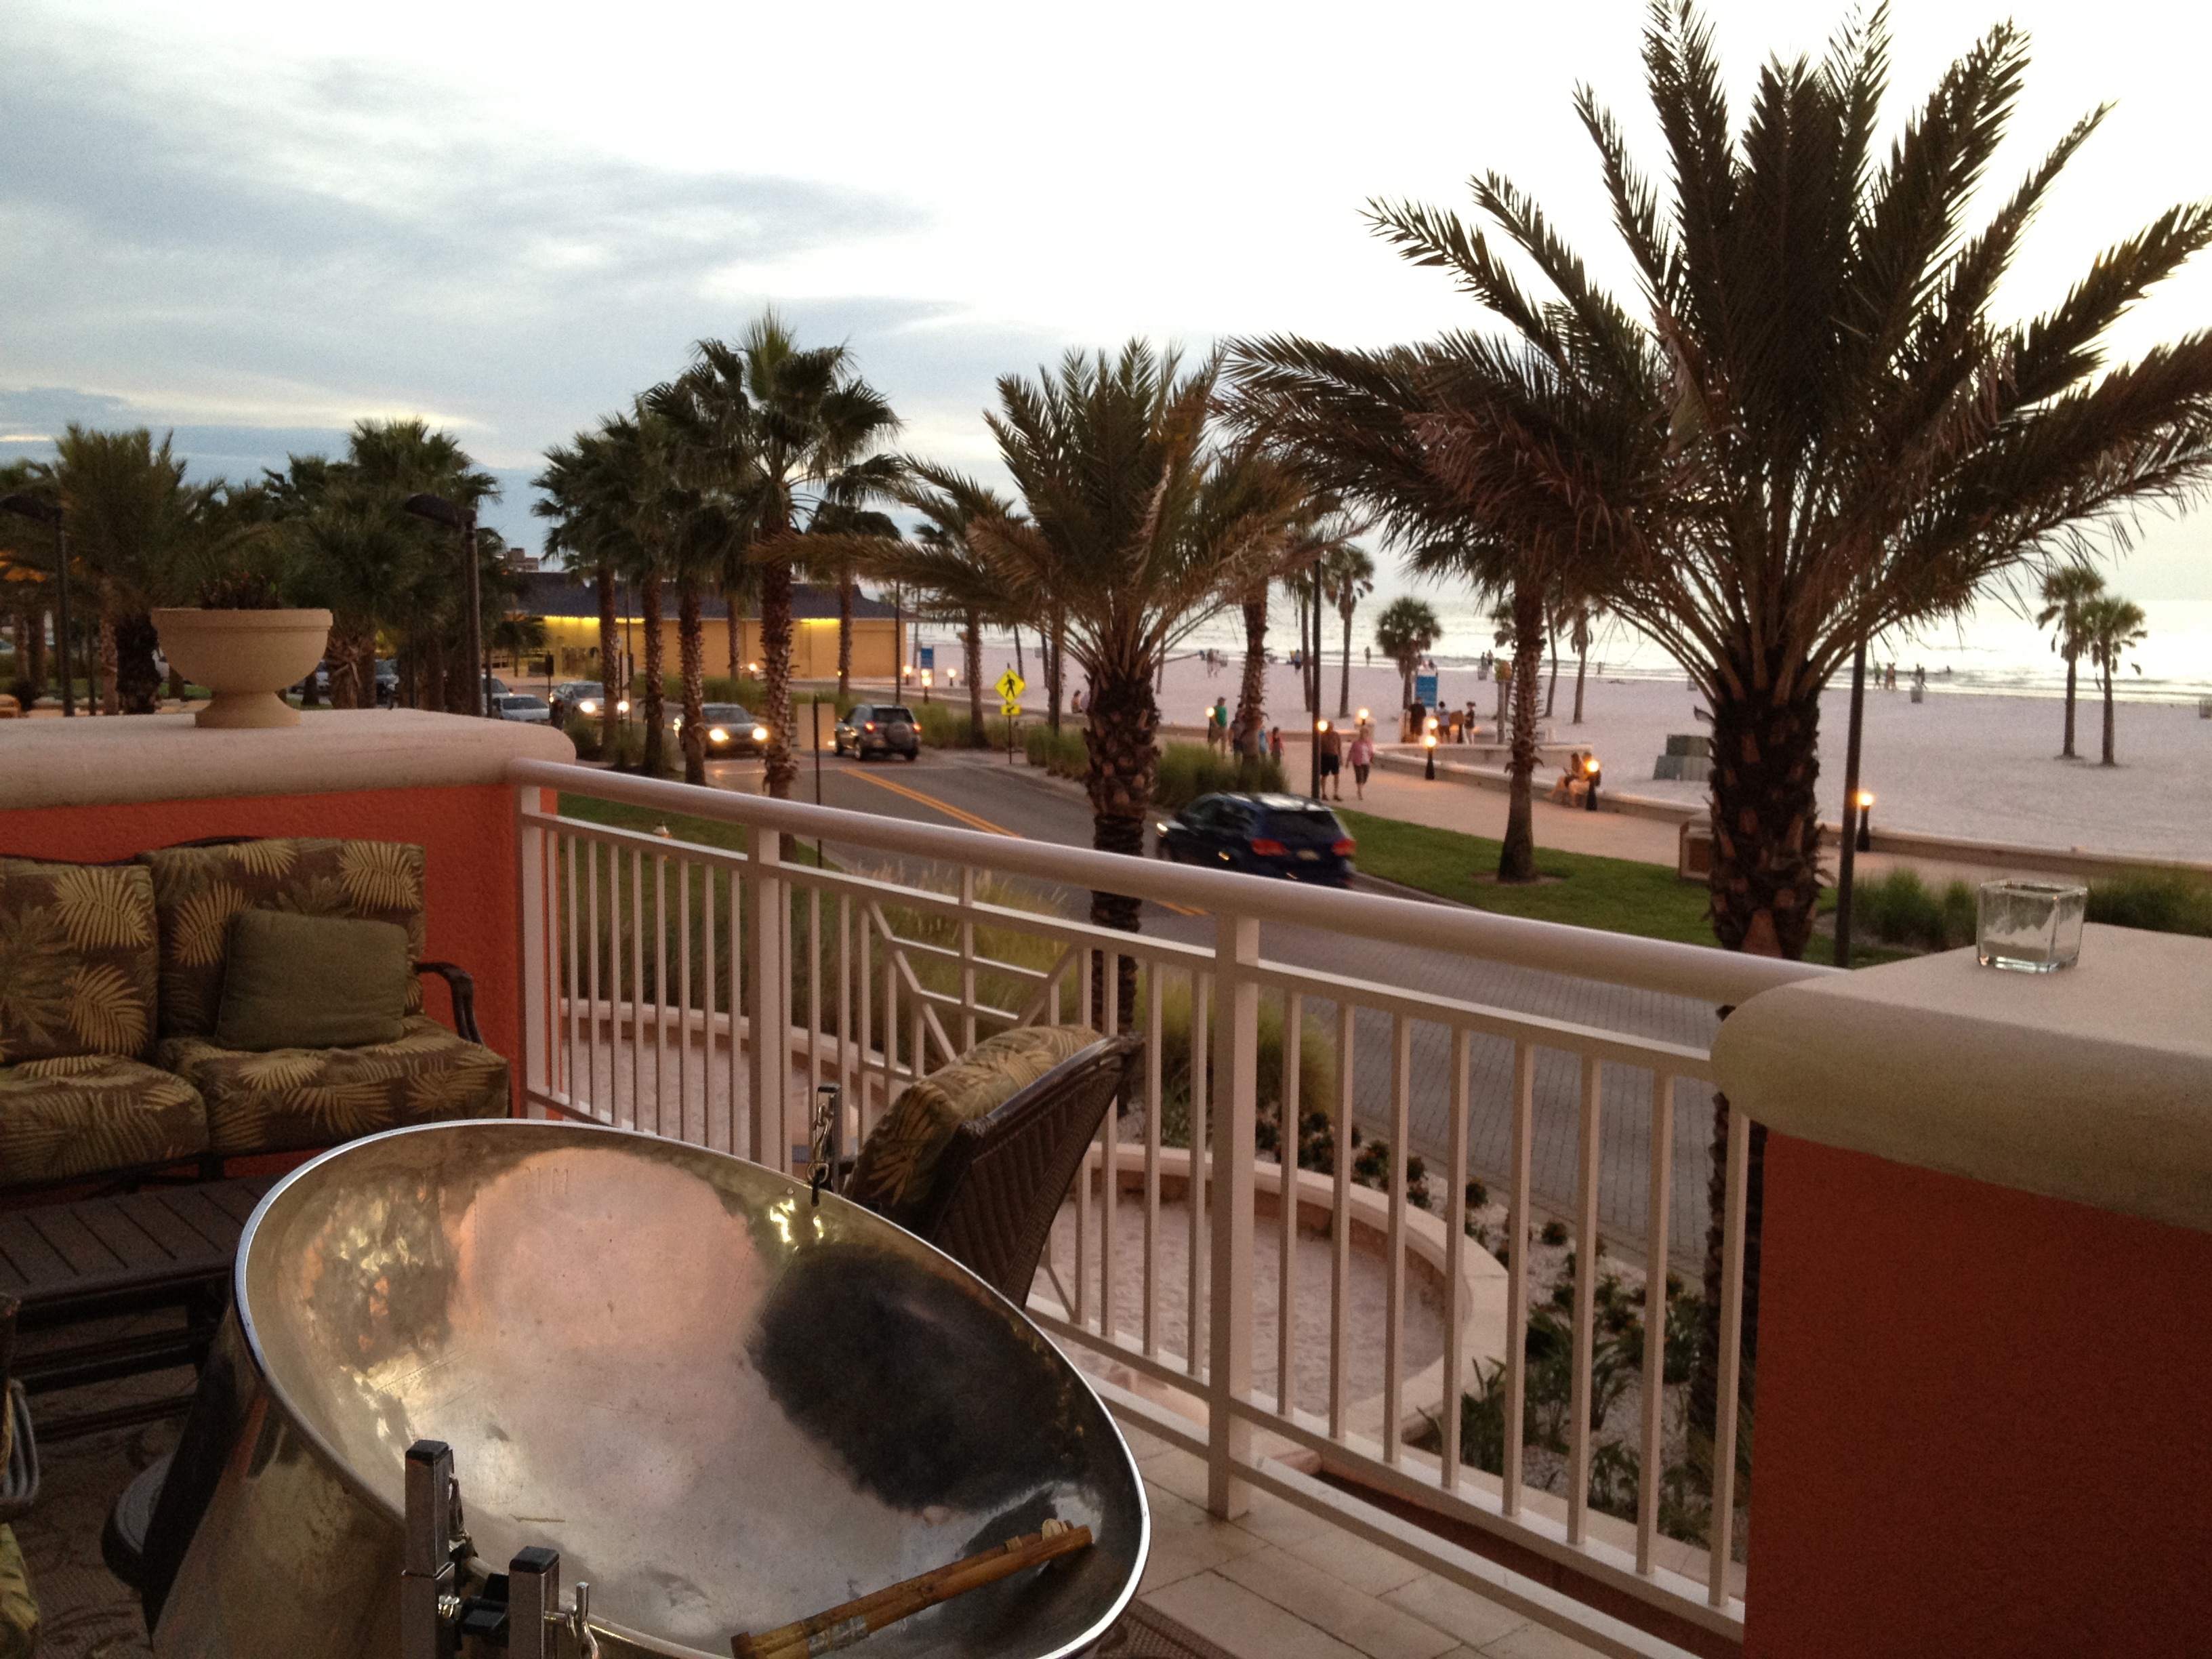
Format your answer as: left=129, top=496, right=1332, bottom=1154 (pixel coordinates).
left=1153, top=655, right=2212, bottom=863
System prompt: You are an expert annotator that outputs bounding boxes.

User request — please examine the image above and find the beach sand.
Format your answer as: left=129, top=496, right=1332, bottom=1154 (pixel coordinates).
left=1154, top=655, right=2212, bottom=863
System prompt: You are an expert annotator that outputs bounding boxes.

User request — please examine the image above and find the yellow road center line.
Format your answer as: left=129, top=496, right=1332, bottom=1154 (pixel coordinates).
left=841, top=769, right=1204, bottom=916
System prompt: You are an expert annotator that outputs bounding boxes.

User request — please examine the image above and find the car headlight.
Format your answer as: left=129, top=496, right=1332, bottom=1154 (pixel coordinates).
left=752, top=724, right=769, bottom=742
left=708, top=726, right=729, bottom=742
left=578, top=699, right=598, bottom=715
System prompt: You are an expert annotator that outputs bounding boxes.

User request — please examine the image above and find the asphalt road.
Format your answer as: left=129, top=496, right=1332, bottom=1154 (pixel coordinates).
left=698, top=746, right=1719, bottom=1267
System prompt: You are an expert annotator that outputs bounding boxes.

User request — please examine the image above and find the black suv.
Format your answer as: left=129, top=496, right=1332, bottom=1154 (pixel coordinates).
left=834, top=703, right=920, bottom=760
left=1155, top=794, right=1355, bottom=885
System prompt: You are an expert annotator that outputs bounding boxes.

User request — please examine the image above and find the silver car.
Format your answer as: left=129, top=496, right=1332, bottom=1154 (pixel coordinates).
left=491, top=693, right=553, bottom=724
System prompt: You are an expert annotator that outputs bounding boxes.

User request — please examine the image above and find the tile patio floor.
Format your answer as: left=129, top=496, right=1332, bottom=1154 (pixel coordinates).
left=1123, top=1422, right=1605, bottom=1659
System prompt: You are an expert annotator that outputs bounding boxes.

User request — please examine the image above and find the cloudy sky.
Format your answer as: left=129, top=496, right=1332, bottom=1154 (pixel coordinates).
left=5, top=0, right=2211, bottom=600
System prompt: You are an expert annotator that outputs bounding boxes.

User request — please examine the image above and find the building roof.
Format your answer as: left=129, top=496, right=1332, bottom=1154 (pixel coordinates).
left=512, top=569, right=899, bottom=622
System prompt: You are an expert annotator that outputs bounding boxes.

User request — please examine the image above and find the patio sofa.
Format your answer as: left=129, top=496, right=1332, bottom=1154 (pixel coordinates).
left=0, top=837, right=510, bottom=1194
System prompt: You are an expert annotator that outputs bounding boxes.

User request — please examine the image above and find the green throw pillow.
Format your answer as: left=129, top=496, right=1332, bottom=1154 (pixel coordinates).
left=852, top=1025, right=1100, bottom=1227
left=213, top=909, right=411, bottom=1052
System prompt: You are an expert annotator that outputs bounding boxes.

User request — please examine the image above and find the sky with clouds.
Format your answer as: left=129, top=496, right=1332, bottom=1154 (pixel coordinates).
left=5, top=0, right=2211, bottom=601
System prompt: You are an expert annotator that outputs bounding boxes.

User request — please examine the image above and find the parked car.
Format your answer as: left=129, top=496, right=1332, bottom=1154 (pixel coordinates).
left=490, top=693, right=552, bottom=724
left=1154, top=793, right=1355, bottom=885
left=833, top=703, right=920, bottom=761
left=676, top=703, right=770, bottom=756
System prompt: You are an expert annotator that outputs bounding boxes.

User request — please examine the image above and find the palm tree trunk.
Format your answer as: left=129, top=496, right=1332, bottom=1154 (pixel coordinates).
left=24, top=609, right=47, bottom=695
left=679, top=579, right=708, bottom=785
left=838, top=578, right=855, bottom=699
left=1235, top=596, right=1267, bottom=756
left=759, top=557, right=797, bottom=797
left=98, top=612, right=120, bottom=714
left=327, top=626, right=359, bottom=709
left=1047, top=615, right=1065, bottom=733
left=1083, top=661, right=1158, bottom=1031
left=1338, top=600, right=1355, bottom=718
left=640, top=571, right=666, bottom=777
left=1704, top=677, right=1824, bottom=959
left=724, top=584, right=743, bottom=684
left=114, top=609, right=162, bottom=714
left=2062, top=654, right=2078, bottom=758
left=1498, top=584, right=1545, bottom=882
left=1543, top=619, right=1559, bottom=718
left=1687, top=672, right=1821, bottom=1446
left=598, top=569, right=621, bottom=752
left=964, top=608, right=985, bottom=745
left=1572, top=633, right=1589, bottom=724
left=2101, top=662, right=2116, bottom=765
left=423, top=632, right=444, bottom=714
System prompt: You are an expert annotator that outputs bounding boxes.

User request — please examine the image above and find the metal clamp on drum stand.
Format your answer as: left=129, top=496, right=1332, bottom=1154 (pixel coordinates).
left=403, top=1439, right=598, bottom=1658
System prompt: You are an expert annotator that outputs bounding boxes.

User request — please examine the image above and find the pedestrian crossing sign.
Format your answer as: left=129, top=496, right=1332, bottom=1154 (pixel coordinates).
left=995, top=669, right=1026, bottom=701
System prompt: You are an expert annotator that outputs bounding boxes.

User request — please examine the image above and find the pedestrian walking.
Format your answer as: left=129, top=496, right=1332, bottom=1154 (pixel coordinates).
left=1347, top=726, right=1374, bottom=799
left=1319, top=720, right=1345, bottom=800
left=1269, top=725, right=1284, bottom=762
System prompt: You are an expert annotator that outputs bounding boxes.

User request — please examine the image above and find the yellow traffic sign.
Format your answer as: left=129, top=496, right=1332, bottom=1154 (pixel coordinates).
left=1000, top=698, right=1022, bottom=718
left=995, top=669, right=1026, bottom=701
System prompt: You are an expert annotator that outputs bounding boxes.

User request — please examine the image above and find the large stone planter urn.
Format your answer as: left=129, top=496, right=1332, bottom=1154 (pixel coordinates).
left=152, top=608, right=331, bottom=729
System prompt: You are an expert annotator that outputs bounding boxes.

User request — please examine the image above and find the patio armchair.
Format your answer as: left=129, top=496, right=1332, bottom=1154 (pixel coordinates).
left=844, top=1027, right=1141, bottom=1303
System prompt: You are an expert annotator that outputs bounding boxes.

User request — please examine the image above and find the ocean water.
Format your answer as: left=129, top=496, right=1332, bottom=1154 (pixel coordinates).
left=952, top=596, right=2212, bottom=705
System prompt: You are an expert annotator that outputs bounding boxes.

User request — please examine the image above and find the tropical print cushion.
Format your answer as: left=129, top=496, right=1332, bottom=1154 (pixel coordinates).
left=138, top=839, right=427, bottom=1040
left=157, top=1015, right=508, bottom=1155
left=852, top=1025, right=1099, bottom=1227
left=0, top=1054, right=208, bottom=1187
left=0, top=857, right=159, bottom=1065
left=0, top=1523, right=35, bottom=1659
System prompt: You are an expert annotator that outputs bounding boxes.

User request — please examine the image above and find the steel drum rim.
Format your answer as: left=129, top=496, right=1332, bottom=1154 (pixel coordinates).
left=230, top=1118, right=1150, bottom=1659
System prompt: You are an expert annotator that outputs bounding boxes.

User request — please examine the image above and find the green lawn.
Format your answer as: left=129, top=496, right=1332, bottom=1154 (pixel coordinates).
left=1337, top=809, right=1902, bottom=969
left=556, top=792, right=751, bottom=857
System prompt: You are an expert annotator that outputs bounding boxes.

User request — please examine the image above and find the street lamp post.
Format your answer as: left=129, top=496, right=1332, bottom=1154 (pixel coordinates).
left=401, top=493, right=485, bottom=717
left=1, top=494, right=70, bottom=716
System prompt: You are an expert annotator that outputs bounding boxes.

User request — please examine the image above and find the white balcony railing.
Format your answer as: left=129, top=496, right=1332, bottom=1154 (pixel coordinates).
left=508, top=760, right=1832, bottom=1656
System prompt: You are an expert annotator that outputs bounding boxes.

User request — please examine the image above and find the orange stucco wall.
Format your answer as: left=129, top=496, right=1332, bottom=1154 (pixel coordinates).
left=1746, top=1132, right=2212, bottom=1657
left=0, top=784, right=523, bottom=1093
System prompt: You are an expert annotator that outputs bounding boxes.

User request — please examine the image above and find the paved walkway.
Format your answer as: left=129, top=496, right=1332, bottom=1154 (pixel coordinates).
left=1126, top=1422, right=1607, bottom=1659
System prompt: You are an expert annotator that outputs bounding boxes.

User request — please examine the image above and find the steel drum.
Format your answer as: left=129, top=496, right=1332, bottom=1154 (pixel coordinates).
left=146, top=1120, right=1147, bottom=1658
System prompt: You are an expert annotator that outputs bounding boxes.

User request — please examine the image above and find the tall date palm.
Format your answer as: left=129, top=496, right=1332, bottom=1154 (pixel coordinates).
left=888, top=344, right=1306, bottom=1021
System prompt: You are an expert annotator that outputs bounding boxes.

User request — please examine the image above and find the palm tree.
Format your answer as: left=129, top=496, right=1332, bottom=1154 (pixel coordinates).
left=651, top=315, right=901, bottom=798
left=534, top=435, right=629, bottom=750
left=1370, top=595, right=1441, bottom=718
left=887, top=343, right=1306, bottom=1021
left=41, top=426, right=201, bottom=714
left=2079, top=595, right=2148, bottom=764
left=2036, top=565, right=2108, bottom=758
left=1322, top=544, right=1375, bottom=717
left=1240, top=3, right=2212, bottom=1450
left=896, top=476, right=1027, bottom=746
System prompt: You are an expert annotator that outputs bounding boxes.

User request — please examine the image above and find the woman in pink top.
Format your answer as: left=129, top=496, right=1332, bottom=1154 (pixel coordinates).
left=1347, top=727, right=1376, bottom=798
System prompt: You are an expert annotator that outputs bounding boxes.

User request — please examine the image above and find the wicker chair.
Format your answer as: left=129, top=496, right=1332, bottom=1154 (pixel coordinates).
left=849, top=1033, right=1141, bottom=1303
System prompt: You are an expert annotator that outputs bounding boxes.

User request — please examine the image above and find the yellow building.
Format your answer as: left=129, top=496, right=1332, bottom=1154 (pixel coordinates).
left=516, top=573, right=906, bottom=683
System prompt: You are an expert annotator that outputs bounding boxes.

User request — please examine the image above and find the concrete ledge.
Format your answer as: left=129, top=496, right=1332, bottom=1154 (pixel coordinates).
left=1712, top=924, right=2212, bottom=1232
left=0, top=710, right=575, bottom=811
left=1371, top=748, right=1700, bottom=825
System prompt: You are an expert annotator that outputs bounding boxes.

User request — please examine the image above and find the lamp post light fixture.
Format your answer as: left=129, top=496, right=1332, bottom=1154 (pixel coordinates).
left=401, top=492, right=485, bottom=718
left=1422, top=728, right=1439, bottom=780
left=0, top=493, right=70, bottom=716
left=1856, top=790, right=1875, bottom=853
left=1584, top=753, right=1603, bottom=813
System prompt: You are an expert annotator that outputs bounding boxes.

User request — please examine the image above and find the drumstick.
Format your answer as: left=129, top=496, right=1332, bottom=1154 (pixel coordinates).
left=730, top=1519, right=1092, bottom=1659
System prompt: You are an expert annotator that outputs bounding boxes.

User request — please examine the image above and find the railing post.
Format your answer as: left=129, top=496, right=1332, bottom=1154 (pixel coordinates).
left=747, top=826, right=787, bottom=1170
left=1207, top=910, right=1258, bottom=1519
left=515, top=785, right=549, bottom=1119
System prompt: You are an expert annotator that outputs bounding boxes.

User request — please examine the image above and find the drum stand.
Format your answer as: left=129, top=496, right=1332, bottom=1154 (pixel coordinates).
left=402, top=1439, right=598, bottom=1659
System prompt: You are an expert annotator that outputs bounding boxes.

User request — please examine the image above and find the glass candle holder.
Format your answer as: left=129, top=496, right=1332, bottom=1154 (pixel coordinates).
left=1976, top=880, right=2087, bottom=972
